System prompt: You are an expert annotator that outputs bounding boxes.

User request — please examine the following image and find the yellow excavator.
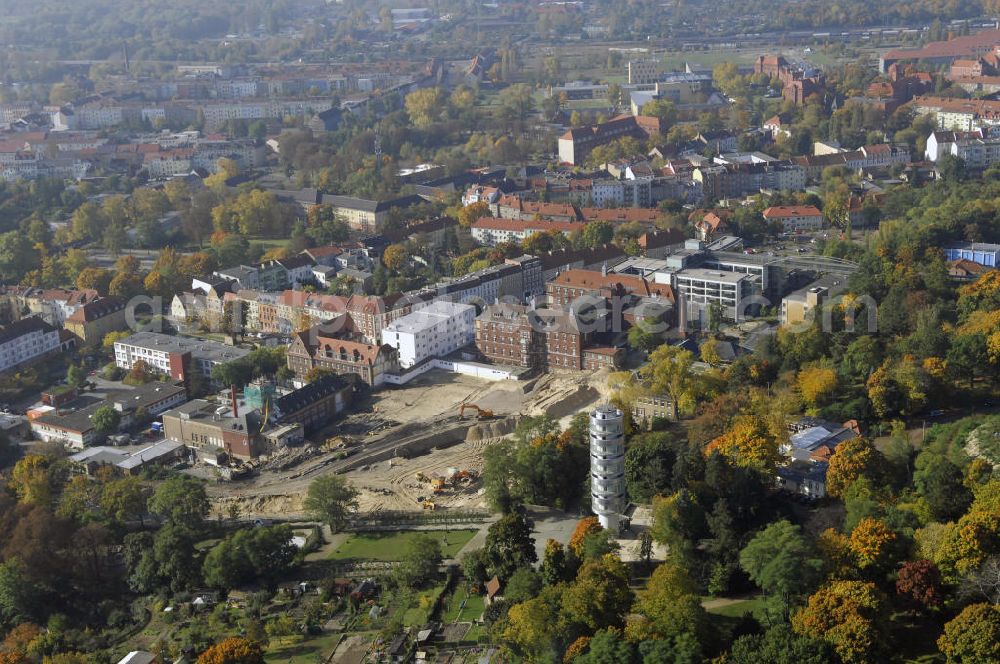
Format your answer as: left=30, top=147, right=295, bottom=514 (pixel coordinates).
left=459, top=403, right=494, bottom=420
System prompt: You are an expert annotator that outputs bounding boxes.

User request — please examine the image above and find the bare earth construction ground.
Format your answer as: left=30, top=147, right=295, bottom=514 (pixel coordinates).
left=206, top=368, right=611, bottom=518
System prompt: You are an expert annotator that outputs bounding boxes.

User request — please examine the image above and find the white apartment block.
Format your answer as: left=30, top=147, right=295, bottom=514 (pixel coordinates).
left=591, top=178, right=652, bottom=207
left=381, top=301, right=476, bottom=369
left=199, top=99, right=333, bottom=131
left=0, top=318, right=62, bottom=373
left=114, top=332, right=250, bottom=379
left=673, top=268, right=761, bottom=324
left=75, top=106, right=126, bottom=130
left=144, top=154, right=193, bottom=179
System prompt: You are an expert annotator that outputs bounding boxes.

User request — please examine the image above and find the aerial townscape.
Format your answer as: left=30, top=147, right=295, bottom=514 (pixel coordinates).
left=2, top=1, right=1000, bottom=663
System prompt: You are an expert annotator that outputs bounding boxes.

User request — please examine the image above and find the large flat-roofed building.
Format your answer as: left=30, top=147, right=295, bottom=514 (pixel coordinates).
left=0, top=317, right=63, bottom=373
left=944, top=241, right=999, bottom=267
left=161, top=399, right=262, bottom=460
left=31, top=382, right=188, bottom=449
left=673, top=268, right=761, bottom=325
left=381, top=300, right=476, bottom=369
left=781, top=275, right=848, bottom=326
left=114, top=332, right=250, bottom=381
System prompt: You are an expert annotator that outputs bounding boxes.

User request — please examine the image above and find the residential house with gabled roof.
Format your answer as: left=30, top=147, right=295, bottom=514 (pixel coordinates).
left=301, top=245, right=342, bottom=266
left=691, top=209, right=733, bottom=242
left=275, top=254, right=316, bottom=286
left=19, top=288, right=100, bottom=326
left=63, top=296, right=127, bottom=346
left=948, top=258, right=994, bottom=281
left=637, top=229, right=688, bottom=258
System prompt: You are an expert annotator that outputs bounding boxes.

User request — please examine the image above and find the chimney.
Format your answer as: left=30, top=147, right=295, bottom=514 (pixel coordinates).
left=677, top=285, right=687, bottom=335
left=230, top=385, right=239, bottom=419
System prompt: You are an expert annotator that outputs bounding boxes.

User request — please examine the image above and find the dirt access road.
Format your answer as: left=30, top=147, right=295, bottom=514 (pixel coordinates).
left=207, top=367, right=611, bottom=519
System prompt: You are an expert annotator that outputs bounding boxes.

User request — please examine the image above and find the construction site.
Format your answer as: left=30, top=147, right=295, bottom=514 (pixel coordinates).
left=207, top=367, right=610, bottom=519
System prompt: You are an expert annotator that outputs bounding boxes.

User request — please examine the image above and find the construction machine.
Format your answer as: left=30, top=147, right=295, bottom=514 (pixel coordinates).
left=459, top=403, right=494, bottom=420
left=422, top=501, right=436, bottom=511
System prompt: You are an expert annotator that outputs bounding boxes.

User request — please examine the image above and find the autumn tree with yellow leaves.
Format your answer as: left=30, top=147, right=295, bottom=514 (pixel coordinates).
left=704, top=414, right=780, bottom=473
left=825, top=438, right=885, bottom=499
left=791, top=580, right=889, bottom=664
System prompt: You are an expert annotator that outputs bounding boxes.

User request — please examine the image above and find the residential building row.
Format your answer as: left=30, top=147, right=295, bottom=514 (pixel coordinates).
left=792, top=144, right=911, bottom=180
left=925, top=128, right=1000, bottom=169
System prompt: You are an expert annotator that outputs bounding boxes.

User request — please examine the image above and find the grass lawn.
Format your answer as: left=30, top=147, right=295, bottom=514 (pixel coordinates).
left=264, top=632, right=342, bottom=664
left=442, top=591, right=485, bottom=623
left=661, top=49, right=759, bottom=71
left=395, top=583, right=447, bottom=627
left=702, top=596, right=768, bottom=620
left=328, top=530, right=477, bottom=561
left=465, top=624, right=486, bottom=643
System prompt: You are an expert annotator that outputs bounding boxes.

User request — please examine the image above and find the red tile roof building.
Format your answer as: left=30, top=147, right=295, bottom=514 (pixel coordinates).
left=557, top=115, right=665, bottom=165
left=763, top=205, right=824, bottom=232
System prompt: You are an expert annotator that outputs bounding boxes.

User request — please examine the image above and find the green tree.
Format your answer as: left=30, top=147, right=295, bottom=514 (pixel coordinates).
left=937, top=153, right=966, bottom=182
left=625, top=432, right=680, bottom=503
left=541, top=539, right=568, bottom=585
left=91, top=405, right=121, bottom=435
left=576, top=629, right=638, bottom=664
left=100, top=477, right=147, bottom=527
left=0, top=232, right=40, bottom=282
left=148, top=476, right=209, bottom=527
left=0, top=559, right=35, bottom=630
left=740, top=520, right=823, bottom=620
left=562, top=555, right=634, bottom=632
left=630, top=561, right=708, bottom=642
left=580, top=221, right=614, bottom=248
left=394, top=534, right=443, bottom=589
left=639, top=345, right=704, bottom=417
left=152, top=521, right=201, bottom=592
left=504, top=567, right=542, bottom=603
left=729, top=625, right=835, bottom=664
left=303, top=475, right=359, bottom=533
left=914, top=453, right=973, bottom=522
left=628, top=318, right=664, bottom=353
left=483, top=513, right=537, bottom=581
